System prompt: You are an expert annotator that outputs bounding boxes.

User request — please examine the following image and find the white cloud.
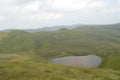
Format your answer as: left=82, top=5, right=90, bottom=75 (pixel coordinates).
left=22, top=0, right=41, bottom=14
left=26, top=12, right=64, bottom=20
left=104, top=8, right=120, bottom=14
left=51, top=0, right=93, bottom=11
left=0, top=0, right=120, bottom=30
left=50, top=0, right=120, bottom=14
left=0, top=16, right=6, bottom=21
left=85, top=0, right=107, bottom=13
left=84, top=0, right=120, bottom=14
left=88, top=1, right=106, bottom=9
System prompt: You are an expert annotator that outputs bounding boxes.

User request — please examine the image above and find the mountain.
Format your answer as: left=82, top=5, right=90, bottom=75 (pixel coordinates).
left=0, top=24, right=80, bottom=32
left=0, top=23, right=120, bottom=80
left=1, top=23, right=120, bottom=32
left=23, top=24, right=80, bottom=32
left=0, top=29, right=17, bottom=32
left=1, top=23, right=120, bottom=57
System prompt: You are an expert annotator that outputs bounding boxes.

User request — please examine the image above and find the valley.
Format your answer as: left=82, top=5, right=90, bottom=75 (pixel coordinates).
left=0, top=24, right=120, bottom=80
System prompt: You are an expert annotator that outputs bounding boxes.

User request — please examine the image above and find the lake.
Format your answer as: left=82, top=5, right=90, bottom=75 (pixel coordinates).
left=49, top=55, right=102, bottom=68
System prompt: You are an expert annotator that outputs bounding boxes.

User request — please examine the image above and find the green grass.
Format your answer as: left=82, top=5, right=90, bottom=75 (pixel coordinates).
left=0, top=25, right=120, bottom=79
left=0, top=32, right=7, bottom=38
left=0, top=31, right=35, bottom=53
left=1, top=26, right=120, bottom=57
left=0, top=53, right=120, bottom=80
left=101, top=56, right=120, bottom=70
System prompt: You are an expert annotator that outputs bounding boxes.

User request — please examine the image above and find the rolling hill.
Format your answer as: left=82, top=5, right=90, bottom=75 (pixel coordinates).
left=0, top=23, right=120, bottom=56
left=0, top=23, right=120, bottom=80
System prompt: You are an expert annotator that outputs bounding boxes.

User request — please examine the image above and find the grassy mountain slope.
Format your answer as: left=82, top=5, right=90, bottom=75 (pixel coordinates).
left=0, top=24, right=120, bottom=80
left=32, top=25, right=120, bottom=57
left=1, top=24, right=120, bottom=57
left=101, top=56, right=120, bottom=70
left=0, top=32, right=7, bottom=38
left=0, top=53, right=120, bottom=80
left=0, top=31, right=35, bottom=53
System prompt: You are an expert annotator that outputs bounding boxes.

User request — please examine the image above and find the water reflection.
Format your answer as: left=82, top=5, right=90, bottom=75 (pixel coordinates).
left=49, top=55, right=102, bottom=68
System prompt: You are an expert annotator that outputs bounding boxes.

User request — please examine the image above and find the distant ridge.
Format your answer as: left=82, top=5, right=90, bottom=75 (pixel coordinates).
left=23, top=24, right=81, bottom=32
left=0, top=24, right=80, bottom=32
left=0, top=23, right=120, bottom=32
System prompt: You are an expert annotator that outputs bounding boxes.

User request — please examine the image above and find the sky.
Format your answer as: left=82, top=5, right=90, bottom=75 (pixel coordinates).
left=0, top=0, right=120, bottom=30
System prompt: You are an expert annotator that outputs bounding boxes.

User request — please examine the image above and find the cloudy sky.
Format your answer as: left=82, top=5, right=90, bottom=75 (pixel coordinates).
left=0, top=0, right=120, bottom=30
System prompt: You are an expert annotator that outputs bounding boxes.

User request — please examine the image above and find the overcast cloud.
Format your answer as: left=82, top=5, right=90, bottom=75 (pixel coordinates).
left=0, top=0, right=120, bottom=30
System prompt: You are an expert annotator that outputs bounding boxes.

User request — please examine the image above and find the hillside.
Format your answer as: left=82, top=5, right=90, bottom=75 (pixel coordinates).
left=0, top=24, right=120, bottom=56
left=0, top=24, right=120, bottom=80
left=0, top=31, right=35, bottom=53
left=0, top=53, right=120, bottom=80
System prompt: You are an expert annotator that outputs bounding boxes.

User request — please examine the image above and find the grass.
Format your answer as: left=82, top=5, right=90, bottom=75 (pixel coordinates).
left=0, top=25, right=120, bottom=79
left=0, top=53, right=120, bottom=80
left=1, top=26, right=120, bottom=57
left=0, top=32, right=7, bottom=38
left=101, top=56, right=120, bottom=70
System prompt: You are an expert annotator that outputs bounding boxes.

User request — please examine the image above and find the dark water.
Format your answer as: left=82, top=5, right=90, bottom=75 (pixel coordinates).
left=49, top=55, right=102, bottom=68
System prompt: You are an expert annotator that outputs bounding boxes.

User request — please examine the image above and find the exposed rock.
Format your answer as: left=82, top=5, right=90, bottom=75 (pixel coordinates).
left=0, top=54, right=18, bottom=58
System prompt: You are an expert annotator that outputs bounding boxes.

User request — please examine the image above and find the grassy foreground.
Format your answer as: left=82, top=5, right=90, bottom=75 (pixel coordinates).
left=0, top=53, right=120, bottom=80
left=101, top=56, right=120, bottom=70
